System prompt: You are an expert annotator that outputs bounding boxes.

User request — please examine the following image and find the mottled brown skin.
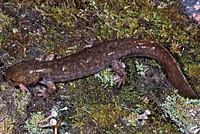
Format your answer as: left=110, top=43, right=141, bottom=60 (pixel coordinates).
left=6, top=39, right=198, bottom=98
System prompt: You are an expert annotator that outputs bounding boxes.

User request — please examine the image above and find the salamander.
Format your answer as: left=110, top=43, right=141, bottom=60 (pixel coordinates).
left=5, top=39, right=198, bottom=98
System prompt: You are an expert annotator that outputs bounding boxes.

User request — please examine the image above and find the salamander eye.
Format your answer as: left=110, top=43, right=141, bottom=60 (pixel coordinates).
left=10, top=78, right=16, bottom=84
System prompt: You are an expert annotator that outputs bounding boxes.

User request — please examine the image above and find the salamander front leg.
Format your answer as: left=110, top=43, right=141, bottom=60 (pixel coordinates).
left=38, top=80, right=56, bottom=98
left=111, top=60, right=126, bottom=88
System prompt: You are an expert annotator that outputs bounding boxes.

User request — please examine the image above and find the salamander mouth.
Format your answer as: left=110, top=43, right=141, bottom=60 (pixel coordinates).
left=7, top=77, right=19, bottom=86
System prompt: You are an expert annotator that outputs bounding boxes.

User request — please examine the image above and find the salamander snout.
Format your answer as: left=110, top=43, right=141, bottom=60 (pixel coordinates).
left=6, top=66, right=20, bottom=86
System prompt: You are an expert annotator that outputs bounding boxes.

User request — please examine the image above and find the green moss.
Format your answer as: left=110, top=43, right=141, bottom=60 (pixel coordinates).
left=160, top=94, right=200, bottom=133
left=188, top=64, right=200, bottom=82
left=73, top=104, right=125, bottom=130
left=14, top=91, right=30, bottom=117
left=187, top=64, right=200, bottom=92
left=25, top=112, right=47, bottom=134
left=91, top=104, right=125, bottom=127
left=0, top=85, right=31, bottom=133
left=94, top=68, right=115, bottom=86
left=0, top=115, right=14, bottom=133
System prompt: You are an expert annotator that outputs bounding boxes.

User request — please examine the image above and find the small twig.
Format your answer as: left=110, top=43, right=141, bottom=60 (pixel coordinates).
left=39, top=111, right=58, bottom=123
left=39, top=119, right=57, bottom=128
left=121, top=104, right=135, bottom=111
left=0, top=104, right=6, bottom=110
left=54, top=117, right=63, bottom=134
left=66, top=0, right=70, bottom=8
left=76, top=108, right=91, bottom=114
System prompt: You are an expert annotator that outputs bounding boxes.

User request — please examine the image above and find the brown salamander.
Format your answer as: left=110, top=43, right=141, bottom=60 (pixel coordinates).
left=5, top=39, right=198, bottom=98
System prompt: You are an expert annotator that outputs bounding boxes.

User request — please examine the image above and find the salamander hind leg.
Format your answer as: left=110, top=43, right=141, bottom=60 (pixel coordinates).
left=111, top=60, right=126, bottom=88
left=38, top=80, right=56, bottom=98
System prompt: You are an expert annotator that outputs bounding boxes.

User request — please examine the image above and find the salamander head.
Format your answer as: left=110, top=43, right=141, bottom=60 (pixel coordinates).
left=6, top=61, right=41, bottom=86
